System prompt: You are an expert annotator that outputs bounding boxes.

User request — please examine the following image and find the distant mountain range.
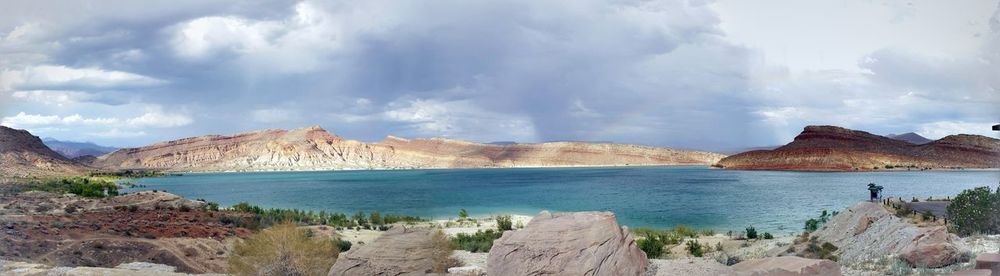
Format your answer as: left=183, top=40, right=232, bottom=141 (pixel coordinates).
left=885, top=132, right=932, bottom=144
left=0, top=126, right=87, bottom=177
left=85, top=126, right=726, bottom=172
left=716, top=125, right=1000, bottom=171
left=41, top=138, right=118, bottom=159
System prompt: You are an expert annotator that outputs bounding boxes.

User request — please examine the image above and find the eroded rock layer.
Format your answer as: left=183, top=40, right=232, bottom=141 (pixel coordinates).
left=716, top=125, right=1000, bottom=171
left=0, top=126, right=86, bottom=177
left=91, top=126, right=726, bottom=172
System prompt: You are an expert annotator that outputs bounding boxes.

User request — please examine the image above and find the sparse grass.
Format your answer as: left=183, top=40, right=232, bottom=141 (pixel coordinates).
left=685, top=240, right=705, bottom=257
left=431, top=230, right=463, bottom=272
left=228, top=222, right=339, bottom=276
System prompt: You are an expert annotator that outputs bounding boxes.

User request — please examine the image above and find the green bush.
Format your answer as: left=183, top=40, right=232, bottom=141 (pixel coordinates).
left=947, top=186, right=1000, bottom=236
left=745, top=226, right=758, bottom=239
left=228, top=203, right=421, bottom=229
left=762, top=232, right=774, bottom=239
left=459, top=209, right=469, bottom=220
left=335, top=239, right=352, bottom=252
left=637, top=234, right=665, bottom=258
left=921, top=210, right=934, bottom=221
left=496, top=215, right=513, bottom=231
left=369, top=211, right=383, bottom=226
left=685, top=240, right=704, bottom=257
left=28, top=177, right=119, bottom=198
left=804, top=219, right=820, bottom=232
left=451, top=229, right=503, bottom=252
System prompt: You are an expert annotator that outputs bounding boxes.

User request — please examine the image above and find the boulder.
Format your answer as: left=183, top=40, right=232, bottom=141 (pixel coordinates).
left=952, top=269, right=993, bottom=276
left=975, top=253, right=1000, bottom=276
left=810, top=202, right=970, bottom=268
left=327, top=226, right=455, bottom=276
left=731, top=256, right=841, bottom=276
left=486, top=211, right=648, bottom=276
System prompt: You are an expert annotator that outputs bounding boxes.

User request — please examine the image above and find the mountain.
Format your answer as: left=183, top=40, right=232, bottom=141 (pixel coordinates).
left=90, top=126, right=726, bottom=172
left=42, top=138, right=118, bottom=158
left=886, top=132, right=932, bottom=144
left=0, top=126, right=87, bottom=177
left=715, top=125, right=1000, bottom=171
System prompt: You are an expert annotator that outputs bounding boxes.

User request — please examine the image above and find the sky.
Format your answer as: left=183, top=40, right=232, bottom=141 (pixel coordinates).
left=0, top=0, right=997, bottom=151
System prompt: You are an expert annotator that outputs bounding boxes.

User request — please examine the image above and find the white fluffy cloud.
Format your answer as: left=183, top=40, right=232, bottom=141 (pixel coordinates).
left=1, top=111, right=192, bottom=130
left=1, top=65, right=164, bottom=91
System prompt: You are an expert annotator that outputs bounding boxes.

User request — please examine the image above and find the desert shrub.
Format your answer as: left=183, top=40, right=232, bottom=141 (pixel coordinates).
left=179, top=205, right=192, bottom=212
left=701, top=229, right=716, bottom=236
left=762, top=232, right=774, bottom=239
left=804, top=219, right=820, bottom=232
left=637, top=234, right=665, bottom=258
left=803, top=240, right=838, bottom=261
left=64, top=205, right=77, bottom=213
left=685, top=240, right=704, bottom=257
left=204, top=202, right=220, bottom=212
left=714, top=242, right=724, bottom=252
left=921, top=210, right=934, bottom=221
left=35, top=205, right=52, bottom=213
left=947, top=186, right=1000, bottom=236
left=745, top=226, right=758, bottom=239
left=496, top=215, right=513, bottom=231
left=228, top=222, right=338, bottom=276
left=459, top=209, right=469, bottom=220
left=28, top=177, right=119, bottom=198
left=431, top=230, right=463, bottom=272
left=128, top=205, right=139, bottom=212
left=369, top=211, right=383, bottom=226
left=335, top=239, right=352, bottom=252
left=451, top=229, right=503, bottom=252
left=228, top=202, right=421, bottom=229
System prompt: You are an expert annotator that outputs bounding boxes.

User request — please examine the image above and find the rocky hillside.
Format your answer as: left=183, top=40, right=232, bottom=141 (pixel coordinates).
left=0, top=126, right=86, bottom=177
left=716, top=125, right=1000, bottom=171
left=42, top=138, right=117, bottom=158
left=90, top=126, right=725, bottom=172
left=886, top=132, right=932, bottom=144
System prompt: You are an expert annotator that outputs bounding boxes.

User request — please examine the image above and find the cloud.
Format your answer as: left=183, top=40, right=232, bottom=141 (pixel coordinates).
left=0, top=0, right=996, bottom=150
left=1, top=65, right=165, bottom=91
left=918, top=121, right=998, bottom=139
left=251, top=108, right=300, bottom=123
left=1, top=111, right=191, bottom=129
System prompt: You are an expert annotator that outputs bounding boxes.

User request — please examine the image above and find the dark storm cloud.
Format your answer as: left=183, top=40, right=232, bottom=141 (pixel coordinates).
left=1, top=0, right=996, bottom=148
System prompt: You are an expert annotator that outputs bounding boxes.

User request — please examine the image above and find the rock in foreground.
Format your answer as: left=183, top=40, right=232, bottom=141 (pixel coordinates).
left=328, top=226, right=454, bottom=276
left=810, top=202, right=970, bottom=268
left=731, top=256, right=841, bottom=276
left=487, top=211, right=648, bottom=276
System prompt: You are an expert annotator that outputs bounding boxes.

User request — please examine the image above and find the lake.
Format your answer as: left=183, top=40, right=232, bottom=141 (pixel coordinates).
left=124, top=166, right=999, bottom=234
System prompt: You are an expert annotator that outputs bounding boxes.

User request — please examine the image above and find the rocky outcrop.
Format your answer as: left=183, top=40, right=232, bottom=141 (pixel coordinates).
left=0, top=126, right=87, bottom=177
left=327, top=226, right=455, bottom=275
left=92, top=126, right=726, bottom=172
left=886, top=132, right=932, bottom=145
left=486, top=211, right=648, bottom=276
left=808, top=202, right=970, bottom=268
left=717, top=125, right=1000, bottom=171
left=0, top=261, right=214, bottom=276
left=731, top=256, right=841, bottom=276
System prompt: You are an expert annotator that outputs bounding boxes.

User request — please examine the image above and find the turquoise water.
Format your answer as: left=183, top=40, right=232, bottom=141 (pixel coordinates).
left=125, top=166, right=999, bottom=234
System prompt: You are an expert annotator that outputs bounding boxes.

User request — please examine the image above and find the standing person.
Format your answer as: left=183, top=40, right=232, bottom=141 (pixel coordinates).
left=867, top=183, right=879, bottom=201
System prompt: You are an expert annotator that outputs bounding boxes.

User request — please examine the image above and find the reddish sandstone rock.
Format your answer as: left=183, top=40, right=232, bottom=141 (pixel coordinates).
left=952, top=269, right=993, bottom=276
left=487, top=211, right=648, bottom=276
left=975, top=253, right=1000, bottom=276
left=716, top=125, right=1000, bottom=171
left=731, top=256, right=841, bottom=276
left=327, top=226, right=453, bottom=276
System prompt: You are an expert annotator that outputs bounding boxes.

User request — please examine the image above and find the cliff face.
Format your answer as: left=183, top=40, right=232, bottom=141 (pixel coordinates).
left=0, top=126, right=86, bottom=177
left=716, top=125, right=1000, bottom=171
left=91, top=126, right=726, bottom=172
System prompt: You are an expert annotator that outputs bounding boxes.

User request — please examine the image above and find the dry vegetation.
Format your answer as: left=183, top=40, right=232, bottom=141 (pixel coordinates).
left=228, top=223, right=339, bottom=276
